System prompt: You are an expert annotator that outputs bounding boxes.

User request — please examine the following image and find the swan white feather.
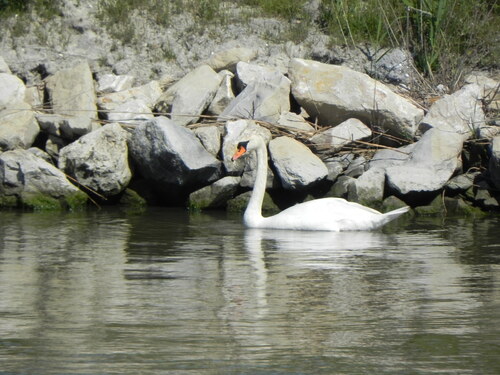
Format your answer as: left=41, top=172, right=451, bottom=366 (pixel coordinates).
left=232, top=135, right=409, bottom=231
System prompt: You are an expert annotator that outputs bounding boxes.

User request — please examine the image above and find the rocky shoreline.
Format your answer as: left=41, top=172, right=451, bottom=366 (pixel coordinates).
left=1, top=48, right=499, bottom=216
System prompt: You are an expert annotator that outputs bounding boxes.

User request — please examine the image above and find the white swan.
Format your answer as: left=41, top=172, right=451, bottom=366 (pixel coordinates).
left=231, top=135, right=409, bottom=231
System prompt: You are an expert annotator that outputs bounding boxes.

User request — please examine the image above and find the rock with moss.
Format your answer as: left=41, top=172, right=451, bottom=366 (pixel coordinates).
left=227, top=191, right=280, bottom=215
left=381, top=196, right=410, bottom=213
left=119, top=188, right=147, bottom=207
left=189, top=176, right=241, bottom=210
left=327, top=176, right=356, bottom=198
left=0, top=149, right=87, bottom=211
left=413, top=196, right=446, bottom=216
left=443, top=197, right=486, bottom=217
left=347, top=167, right=385, bottom=209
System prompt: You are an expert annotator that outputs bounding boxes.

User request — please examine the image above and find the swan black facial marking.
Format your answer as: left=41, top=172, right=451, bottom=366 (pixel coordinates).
left=237, top=141, right=249, bottom=150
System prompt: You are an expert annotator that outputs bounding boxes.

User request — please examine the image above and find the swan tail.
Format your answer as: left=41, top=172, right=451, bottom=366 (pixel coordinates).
left=381, top=206, right=410, bottom=224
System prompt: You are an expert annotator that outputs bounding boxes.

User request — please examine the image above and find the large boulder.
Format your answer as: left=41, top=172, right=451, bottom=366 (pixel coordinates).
left=368, top=143, right=415, bottom=170
left=0, top=102, right=39, bottom=151
left=58, top=123, right=131, bottom=196
left=288, top=58, right=424, bottom=140
left=44, top=62, right=97, bottom=120
left=269, top=136, right=328, bottom=190
left=128, top=116, right=222, bottom=194
left=234, top=61, right=283, bottom=90
left=98, top=80, right=162, bottom=123
left=219, top=74, right=291, bottom=123
left=385, top=128, right=463, bottom=201
left=0, top=73, right=25, bottom=109
left=154, top=64, right=222, bottom=126
left=418, top=83, right=486, bottom=140
left=0, top=149, right=87, bottom=210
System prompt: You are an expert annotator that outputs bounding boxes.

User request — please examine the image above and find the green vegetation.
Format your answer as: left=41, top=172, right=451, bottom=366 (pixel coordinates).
left=0, top=0, right=62, bottom=19
left=241, top=0, right=307, bottom=21
left=1, top=0, right=498, bottom=89
left=318, top=0, right=499, bottom=88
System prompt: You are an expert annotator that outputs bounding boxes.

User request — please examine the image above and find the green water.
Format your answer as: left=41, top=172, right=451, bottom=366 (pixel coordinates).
left=0, top=208, right=499, bottom=374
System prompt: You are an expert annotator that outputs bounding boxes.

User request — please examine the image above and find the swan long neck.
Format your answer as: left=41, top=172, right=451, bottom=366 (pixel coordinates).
left=244, top=141, right=268, bottom=224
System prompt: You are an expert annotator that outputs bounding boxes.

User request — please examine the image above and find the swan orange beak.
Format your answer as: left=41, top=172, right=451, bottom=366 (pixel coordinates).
left=231, top=145, right=247, bottom=161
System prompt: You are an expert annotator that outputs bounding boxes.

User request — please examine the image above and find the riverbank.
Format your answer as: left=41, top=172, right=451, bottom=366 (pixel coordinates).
left=0, top=0, right=499, bottom=216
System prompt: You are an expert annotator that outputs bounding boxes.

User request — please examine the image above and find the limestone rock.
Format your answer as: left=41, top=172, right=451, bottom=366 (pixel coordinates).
left=36, top=113, right=95, bottom=139
left=0, top=102, right=39, bottom=151
left=108, top=99, right=155, bottom=123
left=311, top=118, right=372, bottom=152
left=205, top=47, right=258, bottom=72
left=288, top=58, right=424, bottom=139
left=327, top=175, right=356, bottom=198
left=277, top=112, right=315, bottom=132
left=189, top=176, right=241, bottom=209
left=324, top=160, right=344, bottom=182
left=348, top=168, right=385, bottom=206
left=219, top=74, right=291, bottom=123
left=98, top=80, right=162, bottom=123
left=44, top=62, right=97, bottom=120
left=419, top=83, right=486, bottom=140
left=369, top=143, right=415, bottom=170
left=386, top=128, right=463, bottom=197
left=207, top=70, right=235, bottom=116
left=128, top=116, right=222, bottom=190
left=445, top=171, right=480, bottom=193
left=0, top=149, right=87, bottom=209
left=0, top=73, right=26, bottom=109
left=269, top=136, right=328, bottom=190
left=155, top=64, right=222, bottom=126
left=193, top=125, right=222, bottom=156
left=235, top=61, right=283, bottom=90
left=344, top=156, right=367, bottom=178
left=97, top=73, right=135, bottom=94
left=59, top=123, right=131, bottom=196
left=366, top=48, right=414, bottom=85
left=24, top=86, right=43, bottom=108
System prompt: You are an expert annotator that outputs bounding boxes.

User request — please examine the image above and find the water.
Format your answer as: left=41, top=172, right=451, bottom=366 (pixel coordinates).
left=0, top=208, right=499, bottom=374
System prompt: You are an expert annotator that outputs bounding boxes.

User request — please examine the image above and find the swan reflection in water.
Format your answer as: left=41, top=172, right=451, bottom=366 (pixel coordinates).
left=244, top=228, right=391, bottom=312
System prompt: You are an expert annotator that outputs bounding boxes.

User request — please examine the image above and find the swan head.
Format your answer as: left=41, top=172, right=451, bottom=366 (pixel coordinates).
left=231, top=135, right=265, bottom=161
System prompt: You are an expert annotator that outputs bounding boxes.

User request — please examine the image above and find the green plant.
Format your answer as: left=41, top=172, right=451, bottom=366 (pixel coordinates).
left=0, top=0, right=62, bottom=18
left=318, top=0, right=499, bottom=89
left=319, top=0, right=391, bottom=46
left=241, top=0, right=307, bottom=21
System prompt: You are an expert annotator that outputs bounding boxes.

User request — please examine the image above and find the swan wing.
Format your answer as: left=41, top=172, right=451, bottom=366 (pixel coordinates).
left=259, top=198, right=404, bottom=231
